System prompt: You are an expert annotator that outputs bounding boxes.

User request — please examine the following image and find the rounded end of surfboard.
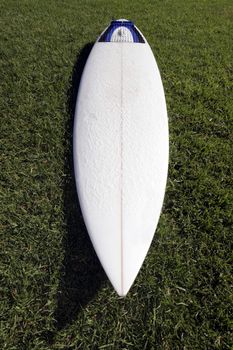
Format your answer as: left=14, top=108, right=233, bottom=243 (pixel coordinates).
left=98, top=19, right=145, bottom=43
left=115, top=18, right=130, bottom=22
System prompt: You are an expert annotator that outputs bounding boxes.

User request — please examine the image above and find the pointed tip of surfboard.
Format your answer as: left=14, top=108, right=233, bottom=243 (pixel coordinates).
left=111, top=276, right=135, bottom=297
left=114, top=285, right=131, bottom=298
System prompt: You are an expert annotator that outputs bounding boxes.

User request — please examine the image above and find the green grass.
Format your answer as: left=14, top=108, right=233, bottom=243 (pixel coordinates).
left=1, top=0, right=232, bottom=349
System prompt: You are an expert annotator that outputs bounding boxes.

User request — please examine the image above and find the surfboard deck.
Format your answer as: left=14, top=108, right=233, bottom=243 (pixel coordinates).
left=73, top=19, right=169, bottom=296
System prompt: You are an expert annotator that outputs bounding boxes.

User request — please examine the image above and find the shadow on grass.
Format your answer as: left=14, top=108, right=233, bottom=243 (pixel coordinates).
left=55, top=43, right=106, bottom=330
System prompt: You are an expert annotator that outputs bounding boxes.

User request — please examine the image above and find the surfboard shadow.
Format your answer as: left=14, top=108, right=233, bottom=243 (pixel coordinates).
left=55, top=43, right=106, bottom=330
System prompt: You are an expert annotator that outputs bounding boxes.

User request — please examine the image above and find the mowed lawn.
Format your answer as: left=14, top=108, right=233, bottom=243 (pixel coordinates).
left=0, top=0, right=232, bottom=349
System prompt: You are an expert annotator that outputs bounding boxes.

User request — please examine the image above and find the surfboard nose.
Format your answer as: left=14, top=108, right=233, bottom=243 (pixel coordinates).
left=111, top=283, right=128, bottom=298
left=109, top=272, right=135, bottom=297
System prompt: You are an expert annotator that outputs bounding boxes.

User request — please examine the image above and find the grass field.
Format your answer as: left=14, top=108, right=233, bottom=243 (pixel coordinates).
left=1, top=0, right=232, bottom=349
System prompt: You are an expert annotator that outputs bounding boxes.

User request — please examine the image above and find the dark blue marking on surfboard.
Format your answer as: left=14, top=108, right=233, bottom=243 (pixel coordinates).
left=99, top=20, right=145, bottom=43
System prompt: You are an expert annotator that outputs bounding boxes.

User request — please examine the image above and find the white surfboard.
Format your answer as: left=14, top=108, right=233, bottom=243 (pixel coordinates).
left=73, top=19, right=169, bottom=296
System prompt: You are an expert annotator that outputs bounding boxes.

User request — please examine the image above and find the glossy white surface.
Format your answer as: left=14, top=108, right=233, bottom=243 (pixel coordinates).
left=73, top=24, right=169, bottom=296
